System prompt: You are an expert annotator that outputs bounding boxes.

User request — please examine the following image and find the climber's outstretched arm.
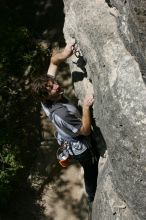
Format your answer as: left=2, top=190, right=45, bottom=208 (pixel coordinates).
left=47, top=42, right=75, bottom=77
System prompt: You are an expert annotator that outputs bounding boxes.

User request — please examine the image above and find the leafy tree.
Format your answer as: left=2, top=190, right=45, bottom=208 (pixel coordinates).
left=0, top=0, right=65, bottom=213
left=0, top=21, right=48, bottom=208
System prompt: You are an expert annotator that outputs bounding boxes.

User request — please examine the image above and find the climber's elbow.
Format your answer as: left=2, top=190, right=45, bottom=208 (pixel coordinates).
left=79, top=126, right=91, bottom=136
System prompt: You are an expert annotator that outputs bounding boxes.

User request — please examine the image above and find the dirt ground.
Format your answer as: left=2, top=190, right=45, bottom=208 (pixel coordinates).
left=2, top=163, right=89, bottom=220
left=38, top=164, right=89, bottom=220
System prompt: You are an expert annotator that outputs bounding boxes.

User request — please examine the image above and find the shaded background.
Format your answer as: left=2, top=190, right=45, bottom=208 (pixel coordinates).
left=0, top=0, right=70, bottom=219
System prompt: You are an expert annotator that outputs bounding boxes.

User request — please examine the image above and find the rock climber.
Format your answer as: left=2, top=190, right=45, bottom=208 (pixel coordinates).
left=31, top=41, right=100, bottom=206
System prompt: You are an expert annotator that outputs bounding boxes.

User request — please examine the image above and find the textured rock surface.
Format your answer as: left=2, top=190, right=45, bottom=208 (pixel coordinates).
left=110, top=0, right=146, bottom=81
left=63, top=0, right=146, bottom=219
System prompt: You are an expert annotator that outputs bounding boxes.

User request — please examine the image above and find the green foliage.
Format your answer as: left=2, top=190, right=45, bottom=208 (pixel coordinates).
left=0, top=143, right=23, bottom=206
left=0, top=21, right=48, bottom=207
left=0, top=145, right=23, bottom=183
left=0, top=25, right=35, bottom=74
left=0, top=1, right=64, bottom=217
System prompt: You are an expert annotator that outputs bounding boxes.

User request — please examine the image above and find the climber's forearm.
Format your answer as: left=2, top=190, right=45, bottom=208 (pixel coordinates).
left=47, top=61, right=58, bottom=77
left=79, top=95, right=94, bottom=136
left=47, top=42, right=74, bottom=77
left=79, top=105, right=91, bottom=136
left=46, top=53, right=66, bottom=77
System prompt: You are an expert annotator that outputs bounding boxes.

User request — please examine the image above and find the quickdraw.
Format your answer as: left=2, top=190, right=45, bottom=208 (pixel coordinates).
left=72, top=42, right=87, bottom=69
left=73, top=42, right=82, bottom=58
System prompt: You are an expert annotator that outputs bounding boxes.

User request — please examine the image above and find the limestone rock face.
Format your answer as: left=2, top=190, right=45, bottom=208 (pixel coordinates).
left=63, top=0, right=146, bottom=219
left=111, top=0, right=146, bottom=80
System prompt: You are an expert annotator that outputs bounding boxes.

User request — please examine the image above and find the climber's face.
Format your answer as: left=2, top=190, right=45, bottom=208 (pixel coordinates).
left=46, top=79, right=63, bottom=100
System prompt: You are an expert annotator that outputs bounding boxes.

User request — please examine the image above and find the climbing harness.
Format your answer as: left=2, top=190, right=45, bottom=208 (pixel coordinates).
left=56, top=142, right=71, bottom=168
left=55, top=132, right=71, bottom=168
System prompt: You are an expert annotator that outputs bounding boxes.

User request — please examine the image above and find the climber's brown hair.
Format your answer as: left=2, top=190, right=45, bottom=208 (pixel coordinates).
left=31, top=75, right=56, bottom=101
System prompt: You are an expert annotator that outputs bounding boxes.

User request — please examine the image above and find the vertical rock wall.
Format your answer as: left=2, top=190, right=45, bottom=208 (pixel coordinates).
left=110, top=0, right=146, bottom=81
left=63, top=0, right=146, bottom=219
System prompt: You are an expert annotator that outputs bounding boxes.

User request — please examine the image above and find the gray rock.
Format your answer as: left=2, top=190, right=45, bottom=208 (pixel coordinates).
left=110, top=0, right=146, bottom=81
left=93, top=157, right=140, bottom=220
left=63, top=0, right=146, bottom=219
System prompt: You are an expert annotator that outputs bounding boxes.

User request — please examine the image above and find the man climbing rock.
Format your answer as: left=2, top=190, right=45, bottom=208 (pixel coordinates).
left=31, top=41, right=100, bottom=208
